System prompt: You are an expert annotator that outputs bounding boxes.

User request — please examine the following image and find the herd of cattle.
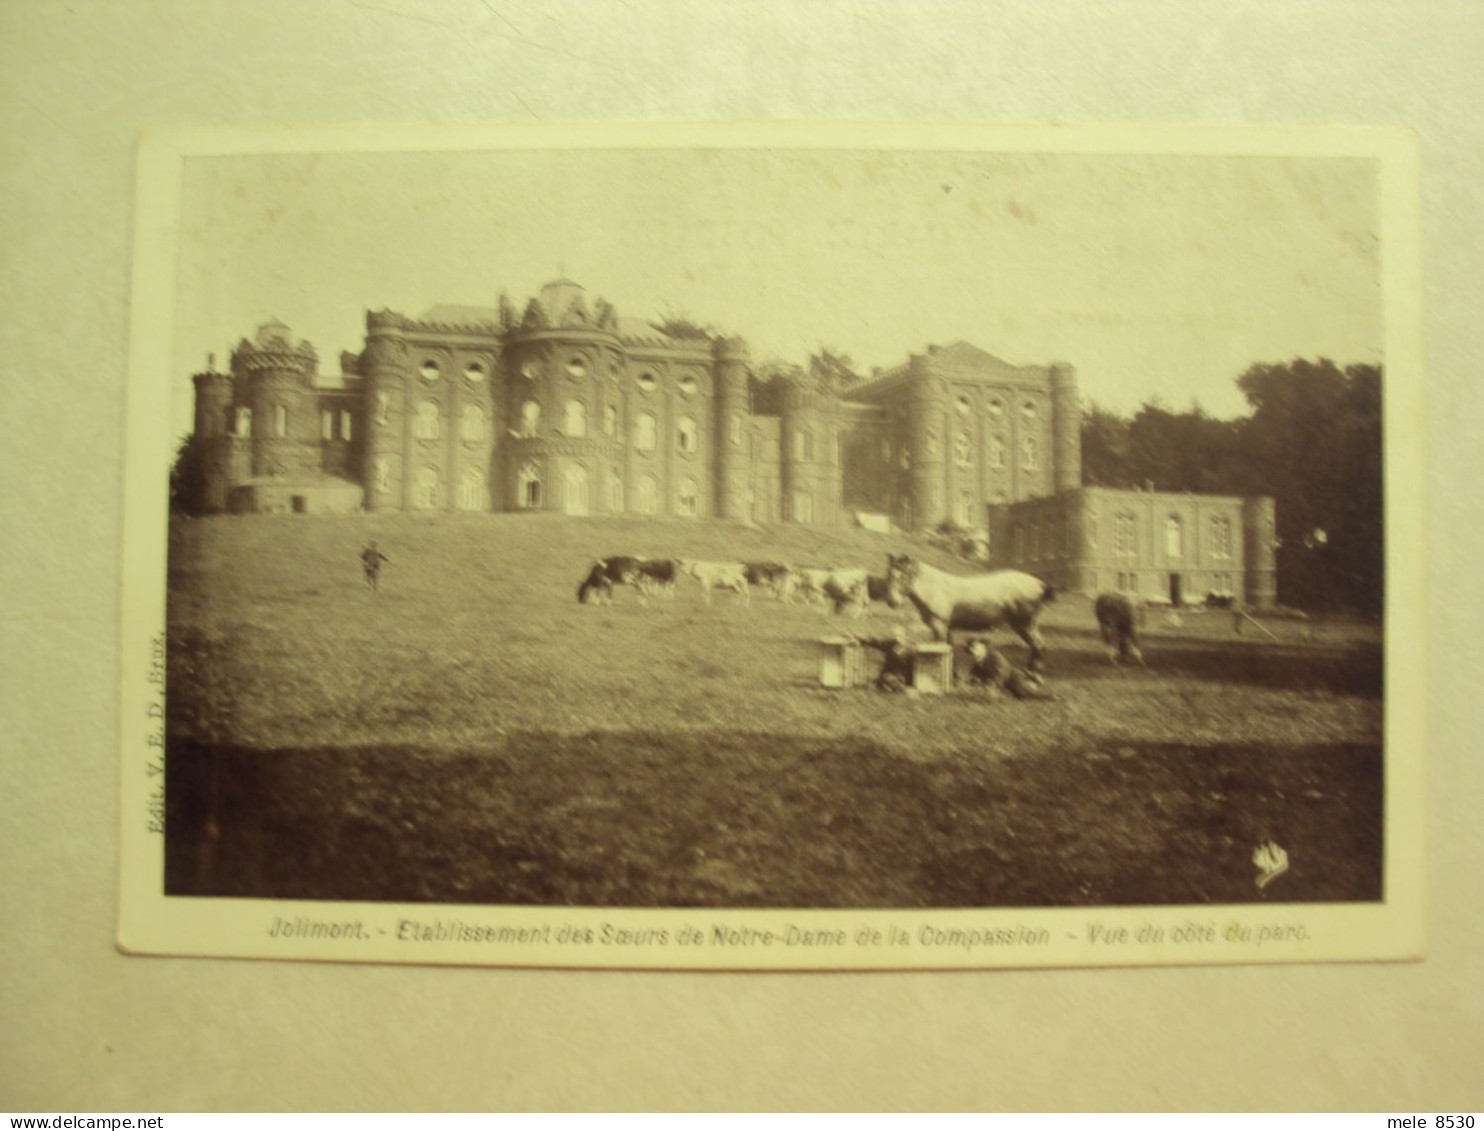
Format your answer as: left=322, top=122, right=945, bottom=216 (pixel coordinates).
left=576, top=552, right=1147, bottom=669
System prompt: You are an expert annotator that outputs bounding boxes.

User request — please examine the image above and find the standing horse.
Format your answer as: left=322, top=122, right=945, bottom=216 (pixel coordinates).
left=884, top=554, right=1056, bottom=667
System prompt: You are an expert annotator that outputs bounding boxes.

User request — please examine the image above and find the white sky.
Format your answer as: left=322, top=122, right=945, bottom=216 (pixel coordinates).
left=171, top=147, right=1381, bottom=436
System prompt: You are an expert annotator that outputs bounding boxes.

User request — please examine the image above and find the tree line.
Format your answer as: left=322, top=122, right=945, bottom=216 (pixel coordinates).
left=1082, top=359, right=1383, bottom=614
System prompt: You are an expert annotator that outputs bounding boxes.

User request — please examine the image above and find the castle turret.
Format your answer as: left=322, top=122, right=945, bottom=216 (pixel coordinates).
left=361, top=309, right=408, bottom=512
left=1050, top=362, right=1082, bottom=494
left=190, top=358, right=237, bottom=512
left=1243, top=495, right=1278, bottom=609
left=230, top=320, right=317, bottom=480
left=779, top=369, right=839, bottom=525
left=905, top=353, right=946, bottom=528
left=712, top=336, right=750, bottom=520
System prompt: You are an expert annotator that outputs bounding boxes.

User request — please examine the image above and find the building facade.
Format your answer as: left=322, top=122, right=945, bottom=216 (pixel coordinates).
left=185, top=277, right=1275, bottom=606
left=985, top=488, right=1276, bottom=608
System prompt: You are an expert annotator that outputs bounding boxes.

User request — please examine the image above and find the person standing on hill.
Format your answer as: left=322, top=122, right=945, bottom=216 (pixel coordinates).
left=361, top=540, right=390, bottom=591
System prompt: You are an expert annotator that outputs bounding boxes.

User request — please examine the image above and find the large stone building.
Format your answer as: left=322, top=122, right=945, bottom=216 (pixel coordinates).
left=185, top=277, right=1275, bottom=606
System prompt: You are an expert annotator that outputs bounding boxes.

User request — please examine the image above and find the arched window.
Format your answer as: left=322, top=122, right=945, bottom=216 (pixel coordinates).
left=518, top=463, right=541, bottom=509
left=416, top=467, right=440, bottom=509
left=954, top=431, right=973, bottom=468
left=460, top=404, right=485, bottom=443
left=678, top=416, right=698, bottom=453
left=636, top=371, right=657, bottom=394
left=565, top=399, right=588, bottom=438
left=794, top=489, right=813, bottom=524
left=603, top=404, right=618, bottom=437
left=419, top=359, right=440, bottom=382
left=636, top=474, right=659, bottom=516
left=1021, top=435, right=1038, bottom=470
left=634, top=412, right=657, bottom=453
left=520, top=400, right=540, bottom=438
left=1115, top=513, right=1137, bottom=557
left=1210, top=515, right=1233, bottom=558
left=608, top=469, right=623, bottom=513
left=414, top=401, right=440, bottom=440
left=986, top=397, right=1004, bottom=420
left=340, top=411, right=353, bottom=441
left=459, top=467, right=484, bottom=511
left=275, top=404, right=288, bottom=438
left=1165, top=515, right=1184, bottom=558
left=678, top=374, right=698, bottom=397
left=956, top=394, right=972, bottom=417
left=677, top=476, right=699, bottom=517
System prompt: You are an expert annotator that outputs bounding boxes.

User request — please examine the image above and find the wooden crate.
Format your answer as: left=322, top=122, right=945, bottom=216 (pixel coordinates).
left=911, top=643, right=954, bottom=695
left=818, top=636, right=866, bottom=689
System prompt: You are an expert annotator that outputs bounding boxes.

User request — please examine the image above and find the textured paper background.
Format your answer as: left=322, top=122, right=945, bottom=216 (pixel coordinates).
left=2, top=0, right=1480, bottom=1111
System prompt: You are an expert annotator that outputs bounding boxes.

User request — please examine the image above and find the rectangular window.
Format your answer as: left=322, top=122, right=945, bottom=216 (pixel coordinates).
left=322, top=410, right=334, bottom=441
left=341, top=411, right=353, bottom=441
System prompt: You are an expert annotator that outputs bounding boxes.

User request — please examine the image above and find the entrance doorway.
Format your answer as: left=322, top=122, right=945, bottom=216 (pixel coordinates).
left=564, top=465, right=590, bottom=516
left=1169, top=573, right=1183, bottom=607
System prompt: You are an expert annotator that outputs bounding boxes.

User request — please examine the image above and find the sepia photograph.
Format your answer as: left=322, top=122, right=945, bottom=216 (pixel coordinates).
left=118, top=123, right=1422, bottom=969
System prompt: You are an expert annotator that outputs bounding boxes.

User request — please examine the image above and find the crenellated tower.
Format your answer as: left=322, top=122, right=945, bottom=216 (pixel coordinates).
left=190, top=357, right=236, bottom=512
left=904, top=353, right=947, bottom=527
left=361, top=309, right=410, bottom=512
left=230, top=319, right=317, bottom=480
left=1050, top=362, right=1082, bottom=494
left=712, top=336, right=751, bottom=520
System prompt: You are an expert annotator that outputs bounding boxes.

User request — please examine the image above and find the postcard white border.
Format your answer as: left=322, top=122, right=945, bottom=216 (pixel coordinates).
left=118, top=120, right=1424, bottom=970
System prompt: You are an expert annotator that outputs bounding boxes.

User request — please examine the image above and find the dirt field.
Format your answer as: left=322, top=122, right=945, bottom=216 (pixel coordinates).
left=164, top=513, right=1383, bottom=907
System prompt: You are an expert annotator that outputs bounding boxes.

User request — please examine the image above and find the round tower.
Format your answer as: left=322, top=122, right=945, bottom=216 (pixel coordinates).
left=1050, top=362, right=1082, bottom=494
left=361, top=309, right=408, bottom=512
left=230, top=320, right=316, bottom=480
left=905, top=353, right=946, bottom=529
left=1242, top=495, right=1278, bottom=609
left=191, top=361, right=236, bottom=512
left=780, top=370, right=828, bottom=524
left=712, top=336, right=750, bottom=520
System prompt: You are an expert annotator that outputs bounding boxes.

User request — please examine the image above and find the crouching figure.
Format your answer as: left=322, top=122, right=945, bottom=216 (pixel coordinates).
left=962, top=638, right=1056, bottom=700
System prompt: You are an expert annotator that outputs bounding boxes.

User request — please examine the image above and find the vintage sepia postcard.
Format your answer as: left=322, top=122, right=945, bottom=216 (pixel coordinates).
left=118, top=121, right=1423, bottom=969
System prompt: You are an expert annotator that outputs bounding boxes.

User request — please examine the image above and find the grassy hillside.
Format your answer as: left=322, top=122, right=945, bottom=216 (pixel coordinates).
left=165, top=513, right=1383, bottom=907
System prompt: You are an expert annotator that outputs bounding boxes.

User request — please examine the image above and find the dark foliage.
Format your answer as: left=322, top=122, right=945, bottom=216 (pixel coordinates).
left=1080, top=360, right=1384, bottom=614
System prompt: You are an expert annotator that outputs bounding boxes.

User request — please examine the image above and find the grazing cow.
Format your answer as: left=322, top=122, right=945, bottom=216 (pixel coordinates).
left=744, top=561, right=798, bottom=603
left=636, top=558, right=679, bottom=600
left=678, top=559, right=750, bottom=605
left=821, top=567, right=870, bottom=617
left=576, top=556, right=645, bottom=604
left=1094, top=591, right=1145, bottom=665
left=866, top=574, right=901, bottom=611
left=793, top=567, right=835, bottom=609
left=885, top=554, right=1056, bottom=668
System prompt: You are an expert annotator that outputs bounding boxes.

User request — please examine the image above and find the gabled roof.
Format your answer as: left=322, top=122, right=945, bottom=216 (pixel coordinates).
left=928, top=340, right=1017, bottom=371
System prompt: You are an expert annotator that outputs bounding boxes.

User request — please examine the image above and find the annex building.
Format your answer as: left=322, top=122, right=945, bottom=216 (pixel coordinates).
left=186, top=277, right=1275, bottom=607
